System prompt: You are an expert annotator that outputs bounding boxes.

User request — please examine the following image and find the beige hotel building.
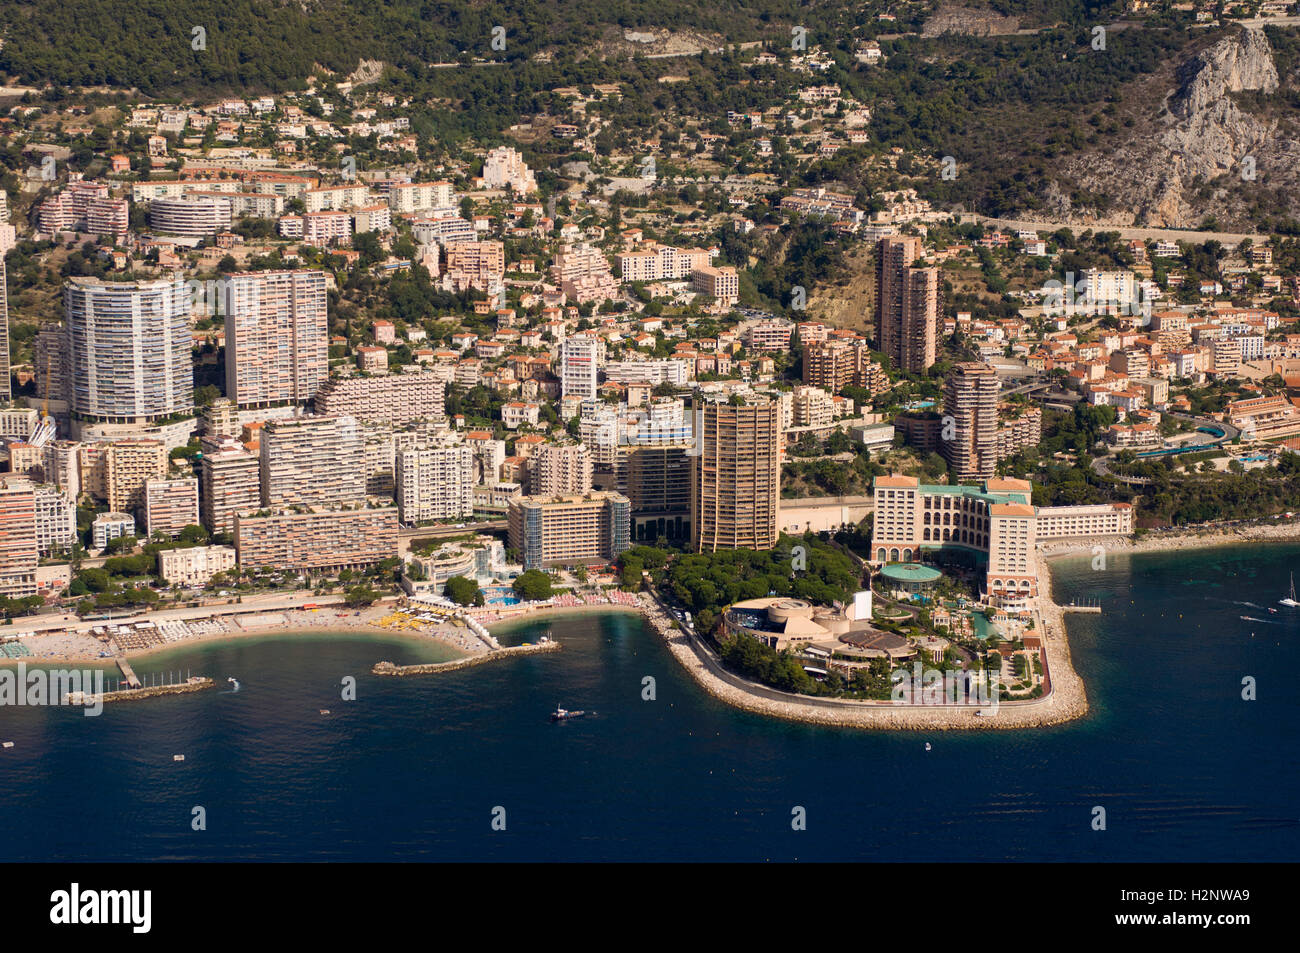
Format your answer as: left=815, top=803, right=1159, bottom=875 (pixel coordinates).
left=508, top=491, right=631, bottom=570
left=871, top=475, right=1133, bottom=610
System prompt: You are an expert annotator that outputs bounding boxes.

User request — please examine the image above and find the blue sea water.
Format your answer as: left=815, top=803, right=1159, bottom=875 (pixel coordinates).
left=1, top=544, right=1298, bottom=862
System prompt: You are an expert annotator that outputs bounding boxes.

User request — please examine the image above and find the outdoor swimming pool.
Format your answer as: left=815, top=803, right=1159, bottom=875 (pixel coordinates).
left=482, top=587, right=520, bottom=606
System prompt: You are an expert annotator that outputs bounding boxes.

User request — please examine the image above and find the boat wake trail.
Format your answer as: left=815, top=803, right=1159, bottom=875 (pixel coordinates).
left=1211, top=598, right=1265, bottom=609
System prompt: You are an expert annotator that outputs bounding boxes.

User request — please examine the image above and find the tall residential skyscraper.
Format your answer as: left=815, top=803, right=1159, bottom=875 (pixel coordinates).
left=223, top=270, right=328, bottom=408
left=64, top=276, right=193, bottom=423
left=0, top=254, right=10, bottom=404
left=259, top=415, right=364, bottom=508
left=941, top=362, right=1001, bottom=481
left=561, top=335, right=602, bottom=401
left=691, top=394, right=781, bottom=552
left=875, top=236, right=940, bottom=374
left=0, top=193, right=12, bottom=404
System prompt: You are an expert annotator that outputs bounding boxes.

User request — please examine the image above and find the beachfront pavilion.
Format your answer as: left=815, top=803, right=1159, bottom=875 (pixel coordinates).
left=723, top=596, right=877, bottom=653
left=879, top=562, right=943, bottom=598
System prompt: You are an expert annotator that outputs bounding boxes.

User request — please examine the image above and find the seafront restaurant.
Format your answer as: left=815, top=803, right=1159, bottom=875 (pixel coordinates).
left=722, top=593, right=913, bottom=655
left=877, top=562, right=942, bottom=601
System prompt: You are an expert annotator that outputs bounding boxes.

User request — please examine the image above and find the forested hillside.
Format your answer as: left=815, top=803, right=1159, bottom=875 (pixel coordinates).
left=0, top=0, right=1124, bottom=95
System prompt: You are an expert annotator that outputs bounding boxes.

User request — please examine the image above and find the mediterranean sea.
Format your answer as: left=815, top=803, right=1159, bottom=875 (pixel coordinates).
left=1, top=543, right=1297, bottom=861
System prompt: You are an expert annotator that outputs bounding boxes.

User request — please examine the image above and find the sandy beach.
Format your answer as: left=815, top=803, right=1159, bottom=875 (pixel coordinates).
left=3, top=603, right=474, bottom=666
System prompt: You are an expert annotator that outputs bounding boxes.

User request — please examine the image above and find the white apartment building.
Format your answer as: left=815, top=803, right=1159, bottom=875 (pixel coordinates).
left=158, top=545, right=237, bottom=588
left=387, top=181, right=455, bottom=214
left=304, top=210, right=353, bottom=245
left=561, top=335, right=603, bottom=400
left=603, top=358, right=691, bottom=387
left=304, top=184, right=372, bottom=212
left=482, top=146, right=537, bottom=194
left=395, top=445, right=475, bottom=524
left=33, top=485, right=76, bottom=557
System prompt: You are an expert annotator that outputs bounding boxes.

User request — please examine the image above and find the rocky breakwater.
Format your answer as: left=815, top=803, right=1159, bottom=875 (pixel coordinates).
left=65, top=677, right=216, bottom=706
left=373, top=641, right=560, bottom=676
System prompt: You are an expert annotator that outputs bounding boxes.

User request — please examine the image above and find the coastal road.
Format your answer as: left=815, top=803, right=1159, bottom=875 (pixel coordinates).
left=962, top=214, right=1270, bottom=247
left=1091, top=411, right=1240, bottom=482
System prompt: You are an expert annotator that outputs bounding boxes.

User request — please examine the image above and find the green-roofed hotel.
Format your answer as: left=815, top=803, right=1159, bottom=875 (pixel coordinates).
left=870, top=474, right=1133, bottom=612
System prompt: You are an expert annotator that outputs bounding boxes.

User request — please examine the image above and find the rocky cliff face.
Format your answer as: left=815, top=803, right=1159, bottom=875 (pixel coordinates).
left=1046, top=27, right=1298, bottom=229
left=923, top=4, right=1021, bottom=37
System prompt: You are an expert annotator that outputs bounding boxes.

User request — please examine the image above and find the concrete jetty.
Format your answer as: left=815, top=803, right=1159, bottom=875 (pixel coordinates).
left=373, top=640, right=560, bottom=676
left=115, top=657, right=142, bottom=688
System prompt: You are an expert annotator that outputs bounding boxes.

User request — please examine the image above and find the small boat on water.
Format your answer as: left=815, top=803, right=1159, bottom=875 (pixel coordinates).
left=1281, top=573, right=1300, bottom=608
left=551, top=705, right=587, bottom=722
